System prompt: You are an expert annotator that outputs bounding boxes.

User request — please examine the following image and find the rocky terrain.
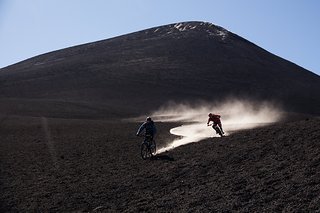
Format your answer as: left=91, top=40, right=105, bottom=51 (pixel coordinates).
left=0, top=115, right=319, bottom=212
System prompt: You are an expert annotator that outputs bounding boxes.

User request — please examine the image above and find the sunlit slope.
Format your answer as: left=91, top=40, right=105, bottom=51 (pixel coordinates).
left=0, top=21, right=319, bottom=117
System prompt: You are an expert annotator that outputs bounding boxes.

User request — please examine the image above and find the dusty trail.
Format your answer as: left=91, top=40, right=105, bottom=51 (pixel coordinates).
left=152, top=99, right=283, bottom=152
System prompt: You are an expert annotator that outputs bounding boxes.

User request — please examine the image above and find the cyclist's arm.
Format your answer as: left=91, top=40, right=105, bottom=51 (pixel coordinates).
left=136, top=123, right=146, bottom=135
left=207, top=118, right=211, bottom=125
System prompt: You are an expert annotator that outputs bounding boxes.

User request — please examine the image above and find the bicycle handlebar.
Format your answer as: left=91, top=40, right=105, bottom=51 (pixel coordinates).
left=136, top=134, right=153, bottom=137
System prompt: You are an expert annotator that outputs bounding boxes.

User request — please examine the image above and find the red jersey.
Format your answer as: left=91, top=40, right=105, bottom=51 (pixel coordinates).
left=207, top=114, right=221, bottom=124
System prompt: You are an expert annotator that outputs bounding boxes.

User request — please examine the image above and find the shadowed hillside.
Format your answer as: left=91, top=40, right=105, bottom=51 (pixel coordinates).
left=0, top=21, right=319, bottom=118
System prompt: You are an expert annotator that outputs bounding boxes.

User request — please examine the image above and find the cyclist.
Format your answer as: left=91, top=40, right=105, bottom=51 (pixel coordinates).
left=136, top=117, right=157, bottom=140
left=207, top=113, right=225, bottom=135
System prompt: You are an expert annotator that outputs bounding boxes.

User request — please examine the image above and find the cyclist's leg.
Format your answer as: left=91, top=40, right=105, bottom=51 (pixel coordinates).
left=144, top=135, right=151, bottom=148
left=149, top=135, right=156, bottom=155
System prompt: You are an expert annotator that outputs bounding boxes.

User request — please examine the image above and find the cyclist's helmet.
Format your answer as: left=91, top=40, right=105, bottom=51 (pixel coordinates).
left=146, top=117, right=152, bottom=121
left=208, top=113, right=212, bottom=117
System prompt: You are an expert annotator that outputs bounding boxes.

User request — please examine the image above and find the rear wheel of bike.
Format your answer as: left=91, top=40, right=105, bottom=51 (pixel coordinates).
left=149, top=140, right=157, bottom=156
left=140, top=142, right=151, bottom=160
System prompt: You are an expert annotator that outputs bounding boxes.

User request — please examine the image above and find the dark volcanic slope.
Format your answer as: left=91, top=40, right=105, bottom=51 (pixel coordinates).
left=1, top=21, right=319, bottom=117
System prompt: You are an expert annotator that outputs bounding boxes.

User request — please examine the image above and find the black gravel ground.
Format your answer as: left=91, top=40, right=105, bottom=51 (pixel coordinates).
left=0, top=115, right=319, bottom=212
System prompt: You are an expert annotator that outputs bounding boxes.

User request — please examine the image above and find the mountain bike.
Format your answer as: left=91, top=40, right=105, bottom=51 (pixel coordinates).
left=139, top=134, right=156, bottom=160
left=208, top=123, right=224, bottom=137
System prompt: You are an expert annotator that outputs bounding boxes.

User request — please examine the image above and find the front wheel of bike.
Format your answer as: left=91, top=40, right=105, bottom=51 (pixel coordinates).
left=216, top=127, right=223, bottom=137
left=140, top=142, right=151, bottom=160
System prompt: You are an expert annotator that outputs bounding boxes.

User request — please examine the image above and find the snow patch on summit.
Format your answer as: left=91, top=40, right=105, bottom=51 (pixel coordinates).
left=174, top=23, right=197, bottom=32
left=171, top=22, right=229, bottom=40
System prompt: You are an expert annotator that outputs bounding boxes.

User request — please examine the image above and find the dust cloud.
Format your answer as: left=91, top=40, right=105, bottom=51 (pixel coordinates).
left=152, top=99, right=283, bottom=153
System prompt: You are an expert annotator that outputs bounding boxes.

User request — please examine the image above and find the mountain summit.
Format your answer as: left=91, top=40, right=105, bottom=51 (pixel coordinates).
left=0, top=21, right=319, bottom=118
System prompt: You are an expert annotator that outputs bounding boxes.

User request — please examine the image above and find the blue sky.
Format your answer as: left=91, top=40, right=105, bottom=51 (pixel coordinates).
left=0, top=0, right=319, bottom=75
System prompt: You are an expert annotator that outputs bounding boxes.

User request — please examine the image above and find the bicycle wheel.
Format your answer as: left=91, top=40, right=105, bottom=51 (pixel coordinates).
left=215, top=126, right=223, bottom=137
left=149, top=140, right=157, bottom=155
left=140, top=142, right=151, bottom=160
